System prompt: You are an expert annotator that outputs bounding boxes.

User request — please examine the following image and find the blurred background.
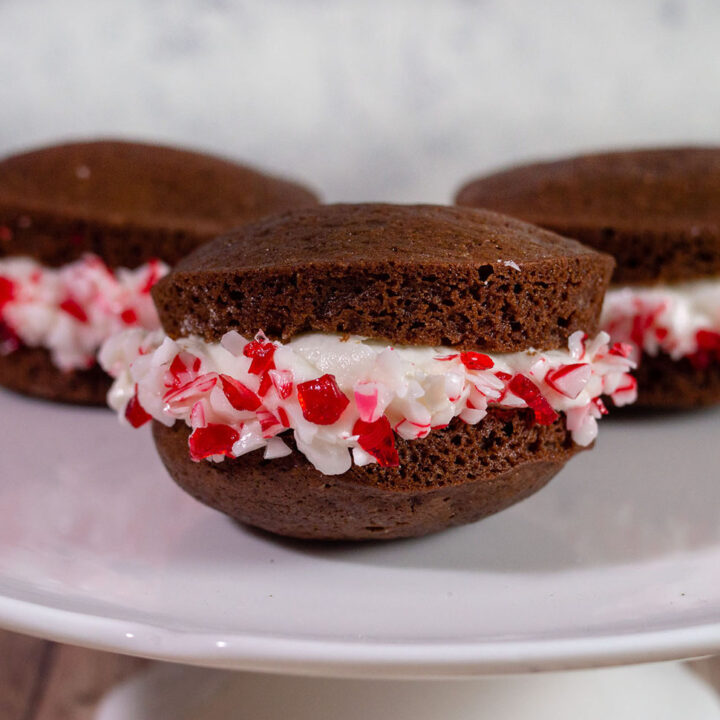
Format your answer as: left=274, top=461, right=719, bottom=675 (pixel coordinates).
left=1, top=0, right=719, bottom=202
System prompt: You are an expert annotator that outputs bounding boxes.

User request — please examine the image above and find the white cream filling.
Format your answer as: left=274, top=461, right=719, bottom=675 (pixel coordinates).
left=0, top=254, right=168, bottom=370
left=100, top=328, right=637, bottom=476
left=601, top=277, right=720, bottom=361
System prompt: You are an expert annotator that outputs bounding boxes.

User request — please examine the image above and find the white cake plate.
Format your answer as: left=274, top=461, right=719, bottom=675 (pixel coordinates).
left=0, top=389, right=718, bottom=678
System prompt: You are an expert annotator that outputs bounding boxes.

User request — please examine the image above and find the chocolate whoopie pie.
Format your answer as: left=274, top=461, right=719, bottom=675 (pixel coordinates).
left=0, top=140, right=319, bottom=404
left=456, top=148, right=720, bottom=408
left=101, top=204, right=636, bottom=540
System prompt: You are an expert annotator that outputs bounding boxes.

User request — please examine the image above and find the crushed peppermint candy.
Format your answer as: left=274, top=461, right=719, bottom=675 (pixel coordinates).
left=601, top=279, right=720, bottom=367
left=0, top=254, right=168, bottom=370
left=100, top=328, right=637, bottom=476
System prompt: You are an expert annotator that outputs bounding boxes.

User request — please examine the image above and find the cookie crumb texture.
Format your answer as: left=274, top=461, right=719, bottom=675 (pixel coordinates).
left=0, top=140, right=319, bottom=269
left=456, top=147, right=720, bottom=284
left=154, top=204, right=614, bottom=353
left=153, top=409, right=579, bottom=540
left=633, top=352, right=720, bottom=408
left=0, top=346, right=110, bottom=405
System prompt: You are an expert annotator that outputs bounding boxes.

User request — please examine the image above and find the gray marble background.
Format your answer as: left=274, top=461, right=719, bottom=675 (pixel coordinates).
left=1, top=0, right=719, bottom=203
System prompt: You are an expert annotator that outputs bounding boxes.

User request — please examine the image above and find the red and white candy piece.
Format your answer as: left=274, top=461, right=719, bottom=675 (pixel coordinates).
left=354, top=380, right=391, bottom=423
left=545, top=363, right=592, bottom=399
left=611, top=375, right=638, bottom=407
left=0, top=276, right=15, bottom=310
left=164, top=373, right=218, bottom=409
left=268, top=368, right=294, bottom=399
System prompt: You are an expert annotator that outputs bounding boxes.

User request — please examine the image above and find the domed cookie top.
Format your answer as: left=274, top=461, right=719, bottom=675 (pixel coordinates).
left=153, top=203, right=614, bottom=353
left=456, top=147, right=720, bottom=284
left=0, top=140, right=319, bottom=268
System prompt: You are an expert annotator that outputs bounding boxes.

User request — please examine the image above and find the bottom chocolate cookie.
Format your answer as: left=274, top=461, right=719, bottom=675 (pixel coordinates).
left=0, top=346, right=110, bottom=405
left=634, top=352, right=720, bottom=409
left=153, top=409, right=581, bottom=541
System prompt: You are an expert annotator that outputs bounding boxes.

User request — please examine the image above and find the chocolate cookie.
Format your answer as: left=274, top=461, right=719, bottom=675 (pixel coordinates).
left=455, top=147, right=720, bottom=285
left=153, top=410, right=577, bottom=540
left=102, top=203, right=636, bottom=540
left=456, top=148, right=720, bottom=409
left=153, top=204, right=613, bottom=351
left=0, top=140, right=319, bottom=405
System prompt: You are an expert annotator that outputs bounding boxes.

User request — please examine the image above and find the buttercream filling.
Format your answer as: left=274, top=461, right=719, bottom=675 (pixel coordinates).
left=100, top=328, right=637, bottom=475
left=0, top=254, right=168, bottom=371
left=601, top=278, right=720, bottom=368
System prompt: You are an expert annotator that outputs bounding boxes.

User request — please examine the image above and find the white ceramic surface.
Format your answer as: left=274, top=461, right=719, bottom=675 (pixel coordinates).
left=97, top=663, right=720, bottom=720
left=0, top=389, right=718, bottom=678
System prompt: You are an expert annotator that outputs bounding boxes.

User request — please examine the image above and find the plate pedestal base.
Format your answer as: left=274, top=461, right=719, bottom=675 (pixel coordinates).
left=97, top=662, right=720, bottom=720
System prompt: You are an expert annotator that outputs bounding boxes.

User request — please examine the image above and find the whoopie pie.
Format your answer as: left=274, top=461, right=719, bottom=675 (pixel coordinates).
left=456, top=148, right=720, bottom=408
left=100, top=204, right=636, bottom=540
left=0, top=140, right=318, bottom=404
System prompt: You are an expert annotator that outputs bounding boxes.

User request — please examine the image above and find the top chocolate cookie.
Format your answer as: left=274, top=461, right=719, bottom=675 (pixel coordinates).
left=0, top=140, right=319, bottom=268
left=456, top=147, right=720, bottom=285
left=153, top=203, right=614, bottom=353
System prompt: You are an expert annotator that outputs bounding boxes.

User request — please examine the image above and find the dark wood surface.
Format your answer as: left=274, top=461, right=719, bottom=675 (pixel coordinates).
left=0, top=629, right=718, bottom=718
left=0, top=630, right=147, bottom=720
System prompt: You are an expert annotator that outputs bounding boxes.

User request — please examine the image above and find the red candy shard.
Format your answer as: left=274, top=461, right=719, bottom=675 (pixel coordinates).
left=243, top=337, right=276, bottom=375
left=545, top=363, right=591, bottom=399
left=219, top=374, right=261, bottom=411
left=0, top=276, right=15, bottom=310
left=508, top=374, right=559, bottom=425
left=269, top=369, right=293, bottom=399
left=125, top=392, right=152, bottom=428
left=258, top=371, right=273, bottom=397
left=690, top=331, right=720, bottom=370
left=59, top=297, right=88, bottom=323
left=167, top=353, right=202, bottom=388
left=495, top=371, right=512, bottom=382
left=188, top=423, right=239, bottom=461
left=696, top=329, right=720, bottom=352
left=297, top=374, right=350, bottom=425
left=120, top=308, right=138, bottom=325
left=168, top=355, right=187, bottom=386
left=277, top=406, right=291, bottom=427
left=460, top=351, right=494, bottom=370
left=353, top=416, right=400, bottom=467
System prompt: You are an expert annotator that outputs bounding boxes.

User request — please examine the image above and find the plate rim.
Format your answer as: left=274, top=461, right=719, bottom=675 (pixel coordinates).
left=1, top=593, right=719, bottom=678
